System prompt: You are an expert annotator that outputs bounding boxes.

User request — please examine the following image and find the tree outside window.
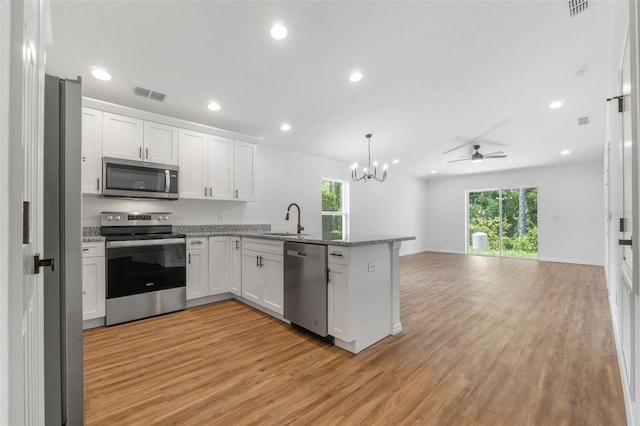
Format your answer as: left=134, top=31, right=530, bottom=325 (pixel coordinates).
left=322, top=178, right=348, bottom=239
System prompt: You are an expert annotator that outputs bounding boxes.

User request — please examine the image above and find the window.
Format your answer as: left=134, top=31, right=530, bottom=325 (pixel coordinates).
left=321, top=178, right=348, bottom=239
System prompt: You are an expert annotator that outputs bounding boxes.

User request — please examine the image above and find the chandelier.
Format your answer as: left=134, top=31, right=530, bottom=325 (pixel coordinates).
left=351, top=133, right=387, bottom=182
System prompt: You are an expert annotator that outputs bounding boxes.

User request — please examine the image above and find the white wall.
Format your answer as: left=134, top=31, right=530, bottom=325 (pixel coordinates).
left=425, top=161, right=605, bottom=266
left=83, top=143, right=429, bottom=256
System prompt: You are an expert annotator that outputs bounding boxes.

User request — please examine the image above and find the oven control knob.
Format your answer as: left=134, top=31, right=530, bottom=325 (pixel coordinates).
left=164, top=216, right=169, bottom=221
left=115, top=215, right=121, bottom=221
left=106, top=215, right=113, bottom=221
left=157, top=215, right=162, bottom=220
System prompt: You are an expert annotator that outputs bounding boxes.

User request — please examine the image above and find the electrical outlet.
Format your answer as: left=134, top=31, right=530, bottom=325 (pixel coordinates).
left=368, top=262, right=377, bottom=272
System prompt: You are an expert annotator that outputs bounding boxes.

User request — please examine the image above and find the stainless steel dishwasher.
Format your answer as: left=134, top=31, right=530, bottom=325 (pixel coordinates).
left=284, top=242, right=329, bottom=337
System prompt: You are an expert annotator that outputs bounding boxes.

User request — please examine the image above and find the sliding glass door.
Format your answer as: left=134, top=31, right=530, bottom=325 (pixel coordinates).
left=467, top=187, right=538, bottom=259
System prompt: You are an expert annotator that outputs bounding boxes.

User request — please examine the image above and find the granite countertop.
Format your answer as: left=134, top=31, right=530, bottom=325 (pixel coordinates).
left=82, top=224, right=415, bottom=247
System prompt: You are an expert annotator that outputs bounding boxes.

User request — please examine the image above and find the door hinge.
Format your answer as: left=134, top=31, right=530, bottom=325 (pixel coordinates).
left=606, top=95, right=624, bottom=113
left=33, top=253, right=55, bottom=274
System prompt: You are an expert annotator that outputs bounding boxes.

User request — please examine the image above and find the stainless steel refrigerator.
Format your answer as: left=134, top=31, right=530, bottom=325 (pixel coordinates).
left=43, top=74, right=83, bottom=425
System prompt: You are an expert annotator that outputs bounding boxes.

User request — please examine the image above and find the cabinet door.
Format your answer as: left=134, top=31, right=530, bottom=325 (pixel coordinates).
left=209, top=237, right=230, bottom=295
left=81, top=108, right=103, bottom=194
left=230, top=237, right=242, bottom=296
left=178, top=129, right=208, bottom=199
left=233, top=141, right=256, bottom=201
left=261, top=253, right=284, bottom=315
left=328, top=262, right=350, bottom=342
left=143, top=121, right=178, bottom=165
left=186, top=247, right=208, bottom=300
left=242, top=250, right=262, bottom=304
left=102, top=112, right=144, bottom=161
left=209, top=136, right=234, bottom=199
left=82, top=256, right=105, bottom=320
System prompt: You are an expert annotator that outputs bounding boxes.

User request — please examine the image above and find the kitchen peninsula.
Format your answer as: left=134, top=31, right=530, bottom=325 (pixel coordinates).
left=83, top=225, right=414, bottom=354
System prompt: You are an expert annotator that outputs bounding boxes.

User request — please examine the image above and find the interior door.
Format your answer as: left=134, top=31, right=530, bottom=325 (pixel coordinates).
left=617, top=29, right=635, bottom=401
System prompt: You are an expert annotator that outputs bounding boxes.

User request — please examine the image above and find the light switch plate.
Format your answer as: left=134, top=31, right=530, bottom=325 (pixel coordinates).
left=368, top=262, right=377, bottom=272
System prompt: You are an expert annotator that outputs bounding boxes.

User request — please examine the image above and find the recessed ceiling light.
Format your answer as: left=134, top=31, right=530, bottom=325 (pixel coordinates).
left=270, top=24, right=287, bottom=40
left=430, top=170, right=437, bottom=174
left=280, top=123, right=291, bottom=131
left=91, top=68, right=112, bottom=81
left=349, top=71, right=363, bottom=83
left=392, top=159, right=399, bottom=164
left=207, top=102, right=221, bottom=111
left=560, top=149, right=571, bottom=155
left=549, top=100, right=564, bottom=109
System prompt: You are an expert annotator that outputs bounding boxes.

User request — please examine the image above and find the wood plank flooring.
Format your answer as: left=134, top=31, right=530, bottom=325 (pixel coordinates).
left=84, top=252, right=626, bottom=425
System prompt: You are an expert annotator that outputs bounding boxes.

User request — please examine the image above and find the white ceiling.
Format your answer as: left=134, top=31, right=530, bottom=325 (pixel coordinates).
left=45, top=0, right=614, bottom=179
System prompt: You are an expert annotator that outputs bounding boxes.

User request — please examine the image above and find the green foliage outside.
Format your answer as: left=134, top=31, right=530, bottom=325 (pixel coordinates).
left=468, top=188, right=538, bottom=258
left=322, top=180, right=343, bottom=238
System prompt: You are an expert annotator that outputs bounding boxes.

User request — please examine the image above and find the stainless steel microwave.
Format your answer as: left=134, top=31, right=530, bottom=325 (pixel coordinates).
left=102, top=157, right=179, bottom=200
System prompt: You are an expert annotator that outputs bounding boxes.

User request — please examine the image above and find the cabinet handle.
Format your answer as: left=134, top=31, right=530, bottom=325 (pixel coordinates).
left=82, top=290, right=86, bottom=295
left=82, top=156, right=86, bottom=162
left=145, top=148, right=149, bottom=160
left=329, top=252, right=343, bottom=257
left=204, top=187, right=207, bottom=197
left=327, top=268, right=332, bottom=283
left=139, top=147, right=142, bottom=158
left=256, top=255, right=260, bottom=268
left=209, top=187, right=212, bottom=197
left=235, top=189, right=238, bottom=198
left=235, top=240, right=239, bottom=250
left=260, top=256, right=264, bottom=267
left=97, top=178, right=100, bottom=191
left=188, top=253, right=191, bottom=264
left=190, top=241, right=203, bottom=245
left=82, top=248, right=90, bottom=252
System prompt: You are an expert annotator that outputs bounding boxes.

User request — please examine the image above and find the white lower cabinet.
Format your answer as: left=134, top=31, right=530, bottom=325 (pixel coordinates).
left=186, top=238, right=209, bottom=300
left=230, top=237, right=242, bottom=296
left=209, top=236, right=230, bottom=295
left=242, top=238, right=283, bottom=314
left=328, top=261, right=350, bottom=342
left=82, top=242, right=105, bottom=321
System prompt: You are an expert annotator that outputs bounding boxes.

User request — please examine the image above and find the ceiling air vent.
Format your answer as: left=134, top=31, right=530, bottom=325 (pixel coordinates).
left=577, top=116, right=591, bottom=126
left=149, top=91, right=166, bottom=102
left=132, top=86, right=167, bottom=102
left=568, top=0, right=588, bottom=17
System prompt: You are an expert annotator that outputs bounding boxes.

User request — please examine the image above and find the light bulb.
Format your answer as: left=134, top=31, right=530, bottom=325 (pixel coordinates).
left=363, top=167, right=368, bottom=173
left=383, top=163, right=388, bottom=171
left=373, top=160, right=378, bottom=167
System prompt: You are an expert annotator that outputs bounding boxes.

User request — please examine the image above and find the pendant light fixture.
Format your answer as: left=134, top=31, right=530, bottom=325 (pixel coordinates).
left=351, top=133, right=387, bottom=182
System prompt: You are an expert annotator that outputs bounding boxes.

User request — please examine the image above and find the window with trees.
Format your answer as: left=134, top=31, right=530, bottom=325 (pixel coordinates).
left=321, top=178, right=348, bottom=239
left=467, top=187, right=538, bottom=259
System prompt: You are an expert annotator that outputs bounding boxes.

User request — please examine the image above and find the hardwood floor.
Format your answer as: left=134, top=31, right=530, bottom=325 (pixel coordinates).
left=84, top=252, right=626, bottom=425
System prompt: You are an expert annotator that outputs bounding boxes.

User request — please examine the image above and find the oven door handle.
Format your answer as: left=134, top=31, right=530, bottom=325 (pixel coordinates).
left=106, top=238, right=185, bottom=248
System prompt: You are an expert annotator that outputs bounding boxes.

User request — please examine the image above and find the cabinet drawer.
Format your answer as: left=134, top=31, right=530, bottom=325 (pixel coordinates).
left=327, top=245, right=349, bottom=265
left=82, top=242, right=105, bottom=258
left=243, top=238, right=283, bottom=255
left=187, top=237, right=209, bottom=249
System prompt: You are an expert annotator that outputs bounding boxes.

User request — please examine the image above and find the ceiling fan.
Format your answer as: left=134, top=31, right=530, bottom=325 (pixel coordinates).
left=447, top=144, right=507, bottom=163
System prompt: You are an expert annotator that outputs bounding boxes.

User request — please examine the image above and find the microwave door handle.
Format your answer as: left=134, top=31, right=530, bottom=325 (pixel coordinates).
left=165, top=170, right=170, bottom=193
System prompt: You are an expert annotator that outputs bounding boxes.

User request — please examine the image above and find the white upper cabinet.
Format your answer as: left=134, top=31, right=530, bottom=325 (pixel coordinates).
left=209, top=136, right=234, bottom=200
left=234, top=141, right=256, bottom=201
left=143, top=121, right=179, bottom=165
left=179, top=129, right=208, bottom=200
left=103, top=112, right=178, bottom=165
left=102, top=112, right=144, bottom=161
left=81, top=108, right=102, bottom=194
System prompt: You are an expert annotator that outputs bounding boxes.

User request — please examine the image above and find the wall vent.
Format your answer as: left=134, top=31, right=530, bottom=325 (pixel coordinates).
left=577, top=116, right=591, bottom=126
left=132, top=86, right=166, bottom=102
left=568, top=0, right=588, bottom=17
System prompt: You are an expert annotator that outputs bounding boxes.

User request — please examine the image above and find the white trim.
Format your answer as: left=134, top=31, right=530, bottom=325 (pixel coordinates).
left=608, top=293, right=635, bottom=426
left=537, top=256, right=604, bottom=267
left=421, top=248, right=467, bottom=255
left=0, top=1, right=10, bottom=422
left=83, top=97, right=262, bottom=145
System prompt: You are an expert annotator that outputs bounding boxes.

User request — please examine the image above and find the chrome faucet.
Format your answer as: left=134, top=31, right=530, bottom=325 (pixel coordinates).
left=285, top=203, right=304, bottom=234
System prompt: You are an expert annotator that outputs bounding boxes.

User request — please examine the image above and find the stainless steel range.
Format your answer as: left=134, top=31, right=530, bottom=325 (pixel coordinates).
left=101, top=212, right=186, bottom=326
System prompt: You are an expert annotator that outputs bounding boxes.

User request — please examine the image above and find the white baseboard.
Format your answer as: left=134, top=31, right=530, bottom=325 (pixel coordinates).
left=420, top=248, right=466, bottom=255
left=186, top=293, right=232, bottom=308
left=537, top=256, right=604, bottom=266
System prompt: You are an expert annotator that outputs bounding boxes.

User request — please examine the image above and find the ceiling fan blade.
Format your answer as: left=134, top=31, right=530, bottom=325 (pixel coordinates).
left=447, top=158, right=471, bottom=163
left=483, top=151, right=504, bottom=156
left=485, top=154, right=508, bottom=159
left=442, top=142, right=472, bottom=155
